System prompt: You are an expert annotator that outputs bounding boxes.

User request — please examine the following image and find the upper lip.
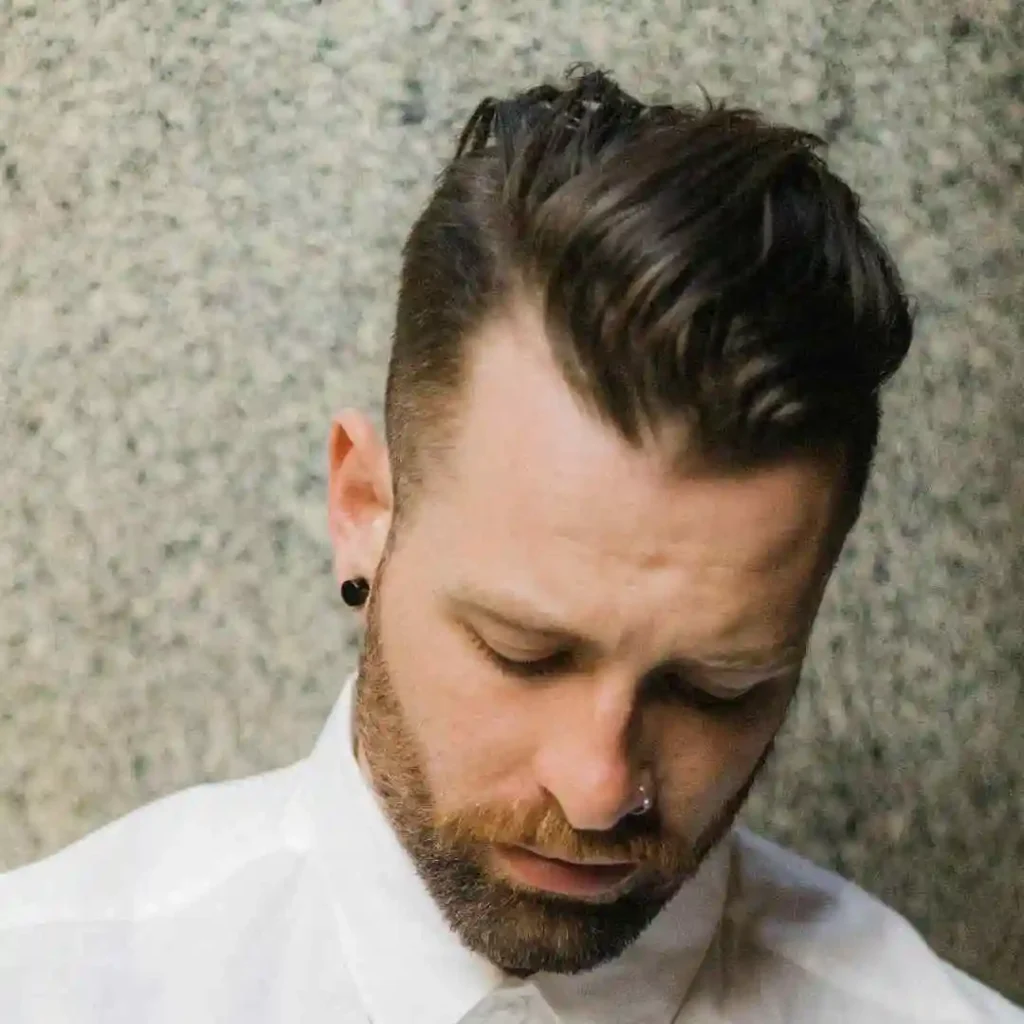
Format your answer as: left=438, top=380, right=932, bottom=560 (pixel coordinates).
left=513, top=844, right=637, bottom=868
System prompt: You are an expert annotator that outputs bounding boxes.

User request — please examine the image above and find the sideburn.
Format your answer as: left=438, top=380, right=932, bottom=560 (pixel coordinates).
left=353, top=563, right=452, bottom=864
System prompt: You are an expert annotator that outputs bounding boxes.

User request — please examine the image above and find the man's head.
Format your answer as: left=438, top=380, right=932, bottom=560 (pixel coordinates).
left=328, top=69, right=913, bottom=976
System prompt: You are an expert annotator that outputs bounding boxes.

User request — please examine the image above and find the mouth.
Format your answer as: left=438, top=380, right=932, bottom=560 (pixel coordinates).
left=491, top=843, right=639, bottom=899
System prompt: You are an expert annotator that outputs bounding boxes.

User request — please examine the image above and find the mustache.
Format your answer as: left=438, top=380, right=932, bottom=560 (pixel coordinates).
left=432, top=798, right=699, bottom=877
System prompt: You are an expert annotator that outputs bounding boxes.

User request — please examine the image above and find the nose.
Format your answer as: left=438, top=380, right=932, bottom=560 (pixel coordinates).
left=533, top=677, right=641, bottom=833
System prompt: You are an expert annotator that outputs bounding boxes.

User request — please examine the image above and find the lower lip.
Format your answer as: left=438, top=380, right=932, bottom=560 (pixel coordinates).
left=492, top=845, right=638, bottom=898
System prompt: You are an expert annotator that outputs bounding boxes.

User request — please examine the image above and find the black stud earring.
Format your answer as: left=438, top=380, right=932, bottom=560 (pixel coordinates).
left=340, top=577, right=370, bottom=608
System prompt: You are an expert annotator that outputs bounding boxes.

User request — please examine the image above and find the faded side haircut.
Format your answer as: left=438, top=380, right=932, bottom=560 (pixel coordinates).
left=385, top=66, right=913, bottom=530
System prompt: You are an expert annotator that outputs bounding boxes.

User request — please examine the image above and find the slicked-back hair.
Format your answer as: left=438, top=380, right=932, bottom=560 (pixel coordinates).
left=385, top=67, right=913, bottom=531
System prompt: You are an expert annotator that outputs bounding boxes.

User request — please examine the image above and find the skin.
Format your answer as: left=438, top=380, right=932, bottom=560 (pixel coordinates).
left=327, top=297, right=844, bottom=975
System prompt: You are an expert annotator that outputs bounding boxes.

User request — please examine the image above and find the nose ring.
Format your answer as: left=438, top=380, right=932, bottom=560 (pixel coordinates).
left=630, top=781, right=655, bottom=817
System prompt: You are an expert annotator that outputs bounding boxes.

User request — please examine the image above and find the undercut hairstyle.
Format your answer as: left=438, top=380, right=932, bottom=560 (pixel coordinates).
left=384, top=66, right=914, bottom=532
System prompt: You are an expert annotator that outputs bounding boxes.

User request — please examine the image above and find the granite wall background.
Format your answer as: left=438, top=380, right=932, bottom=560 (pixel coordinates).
left=0, top=0, right=1021, bottom=1002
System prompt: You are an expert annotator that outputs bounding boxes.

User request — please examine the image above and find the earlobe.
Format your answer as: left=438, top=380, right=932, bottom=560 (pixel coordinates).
left=327, top=411, right=393, bottom=585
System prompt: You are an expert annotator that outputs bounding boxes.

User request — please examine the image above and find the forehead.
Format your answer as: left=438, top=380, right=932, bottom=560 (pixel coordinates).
left=413, top=301, right=840, bottom=651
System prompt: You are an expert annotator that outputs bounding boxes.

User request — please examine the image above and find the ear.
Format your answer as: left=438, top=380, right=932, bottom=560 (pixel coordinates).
left=328, top=410, right=393, bottom=591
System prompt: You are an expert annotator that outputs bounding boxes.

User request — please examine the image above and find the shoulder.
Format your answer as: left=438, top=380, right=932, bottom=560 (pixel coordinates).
left=718, top=828, right=1023, bottom=1022
left=0, top=761, right=310, bottom=928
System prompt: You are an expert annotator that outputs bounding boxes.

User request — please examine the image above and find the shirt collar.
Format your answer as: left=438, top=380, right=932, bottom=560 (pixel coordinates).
left=297, top=675, right=728, bottom=1024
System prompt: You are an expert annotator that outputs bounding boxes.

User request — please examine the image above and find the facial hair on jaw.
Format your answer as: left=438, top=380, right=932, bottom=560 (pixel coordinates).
left=352, top=575, right=771, bottom=976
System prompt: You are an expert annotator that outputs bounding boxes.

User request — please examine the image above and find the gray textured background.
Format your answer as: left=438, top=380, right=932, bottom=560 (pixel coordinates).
left=1, top=0, right=1021, bottom=1003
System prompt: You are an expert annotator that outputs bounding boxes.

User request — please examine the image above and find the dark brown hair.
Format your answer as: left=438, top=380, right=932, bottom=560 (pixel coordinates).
left=385, top=67, right=913, bottom=529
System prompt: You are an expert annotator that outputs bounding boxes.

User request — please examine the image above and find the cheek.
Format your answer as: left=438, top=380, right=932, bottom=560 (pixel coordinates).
left=378, top=580, right=532, bottom=807
left=656, top=705, right=783, bottom=829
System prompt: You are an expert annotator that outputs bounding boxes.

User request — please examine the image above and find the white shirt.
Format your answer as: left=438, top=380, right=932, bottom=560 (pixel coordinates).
left=0, top=676, right=1019, bottom=1024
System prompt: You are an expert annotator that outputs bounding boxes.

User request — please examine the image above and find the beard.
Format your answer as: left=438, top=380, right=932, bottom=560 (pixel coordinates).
left=353, top=574, right=769, bottom=976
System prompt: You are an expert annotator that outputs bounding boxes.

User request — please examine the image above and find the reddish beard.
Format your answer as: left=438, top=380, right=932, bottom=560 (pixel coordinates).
left=353, top=576, right=767, bottom=975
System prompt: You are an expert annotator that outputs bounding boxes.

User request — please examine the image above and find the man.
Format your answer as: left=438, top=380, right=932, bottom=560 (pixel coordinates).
left=0, top=68, right=1019, bottom=1022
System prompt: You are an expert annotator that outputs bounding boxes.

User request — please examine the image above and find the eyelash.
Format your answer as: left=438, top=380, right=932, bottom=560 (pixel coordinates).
left=641, top=669, right=756, bottom=712
left=467, top=630, right=571, bottom=679
left=662, top=676, right=755, bottom=712
left=466, top=631, right=758, bottom=710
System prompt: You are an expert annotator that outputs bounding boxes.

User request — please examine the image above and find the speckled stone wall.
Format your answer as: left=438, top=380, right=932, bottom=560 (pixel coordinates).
left=1, top=0, right=1021, bottom=1003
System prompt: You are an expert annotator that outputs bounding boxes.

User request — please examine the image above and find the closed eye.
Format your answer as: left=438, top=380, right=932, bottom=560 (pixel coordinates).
left=467, top=628, right=773, bottom=706
left=646, top=669, right=760, bottom=711
left=466, top=629, right=572, bottom=679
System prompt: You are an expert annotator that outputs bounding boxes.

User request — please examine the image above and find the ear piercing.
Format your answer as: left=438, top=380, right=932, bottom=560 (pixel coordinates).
left=340, top=577, right=370, bottom=608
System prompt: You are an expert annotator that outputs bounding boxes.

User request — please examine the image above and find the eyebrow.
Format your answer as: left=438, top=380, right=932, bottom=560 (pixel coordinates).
left=446, top=588, right=803, bottom=675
